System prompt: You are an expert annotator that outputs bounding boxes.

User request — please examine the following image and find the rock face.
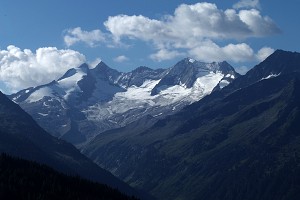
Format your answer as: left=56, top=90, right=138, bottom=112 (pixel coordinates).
left=81, top=50, right=300, bottom=200
left=10, top=58, right=238, bottom=145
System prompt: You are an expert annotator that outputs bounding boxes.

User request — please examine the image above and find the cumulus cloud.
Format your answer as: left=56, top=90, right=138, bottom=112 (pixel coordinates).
left=239, top=9, right=279, bottom=36
left=64, top=27, right=106, bottom=47
left=114, top=55, right=129, bottom=63
left=0, top=45, right=85, bottom=93
left=150, top=49, right=184, bottom=62
left=235, top=66, right=250, bottom=75
left=104, top=2, right=279, bottom=41
left=105, top=15, right=163, bottom=44
left=88, top=57, right=102, bottom=69
left=187, top=41, right=273, bottom=63
left=233, top=0, right=261, bottom=10
left=188, top=41, right=254, bottom=63
left=256, top=47, right=274, bottom=61
left=103, top=2, right=279, bottom=62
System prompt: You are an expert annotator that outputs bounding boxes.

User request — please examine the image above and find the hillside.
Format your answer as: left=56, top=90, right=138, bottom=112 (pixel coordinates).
left=82, top=50, right=300, bottom=200
left=0, top=91, right=147, bottom=199
left=0, top=153, right=138, bottom=200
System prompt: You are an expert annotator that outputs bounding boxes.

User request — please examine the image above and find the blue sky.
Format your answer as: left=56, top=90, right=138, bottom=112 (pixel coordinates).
left=0, top=0, right=299, bottom=93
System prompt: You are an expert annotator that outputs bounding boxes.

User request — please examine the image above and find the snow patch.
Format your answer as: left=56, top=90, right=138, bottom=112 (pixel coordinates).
left=115, top=80, right=159, bottom=101
left=12, top=95, right=20, bottom=101
left=159, top=85, right=192, bottom=104
left=189, top=58, right=195, bottom=63
left=58, top=68, right=87, bottom=100
left=261, top=73, right=280, bottom=80
left=219, top=80, right=230, bottom=89
left=26, top=88, right=54, bottom=103
left=153, top=113, right=163, bottom=117
left=225, top=74, right=235, bottom=79
left=189, top=72, right=224, bottom=100
left=83, top=71, right=225, bottom=122
left=38, top=112, right=48, bottom=117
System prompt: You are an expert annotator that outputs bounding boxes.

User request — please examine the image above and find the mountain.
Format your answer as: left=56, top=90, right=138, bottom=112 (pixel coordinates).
left=81, top=50, right=300, bottom=200
left=10, top=58, right=238, bottom=145
left=0, top=154, right=138, bottom=200
left=0, top=91, right=148, bottom=199
left=221, top=49, right=300, bottom=93
left=151, top=59, right=236, bottom=95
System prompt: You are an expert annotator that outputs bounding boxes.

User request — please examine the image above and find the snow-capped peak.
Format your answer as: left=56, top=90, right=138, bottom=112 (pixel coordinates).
left=58, top=63, right=89, bottom=81
left=9, top=58, right=239, bottom=144
left=189, top=58, right=195, bottom=63
left=57, top=66, right=88, bottom=99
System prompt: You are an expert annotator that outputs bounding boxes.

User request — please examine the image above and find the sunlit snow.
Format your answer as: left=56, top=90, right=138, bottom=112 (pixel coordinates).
left=58, top=68, right=86, bottom=100
left=83, top=71, right=224, bottom=121
left=26, top=87, right=54, bottom=103
left=261, top=73, right=280, bottom=80
left=189, top=58, right=195, bottom=63
left=219, top=80, right=230, bottom=89
left=38, top=112, right=49, bottom=117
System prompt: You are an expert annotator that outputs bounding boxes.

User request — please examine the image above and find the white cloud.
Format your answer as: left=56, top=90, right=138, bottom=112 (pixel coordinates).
left=188, top=41, right=254, bottom=62
left=114, top=55, right=129, bottom=63
left=0, top=45, right=85, bottom=93
left=150, top=49, right=184, bottom=62
left=104, top=2, right=279, bottom=41
left=188, top=41, right=274, bottom=63
left=235, top=66, right=250, bottom=75
left=256, top=47, right=274, bottom=61
left=103, top=2, right=279, bottom=62
left=239, top=9, right=279, bottom=36
left=105, top=15, right=163, bottom=43
left=88, top=57, right=102, bottom=69
left=64, top=27, right=106, bottom=47
left=233, top=0, right=261, bottom=10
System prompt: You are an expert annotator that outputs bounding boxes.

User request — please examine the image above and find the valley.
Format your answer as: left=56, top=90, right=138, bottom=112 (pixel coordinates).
left=7, top=50, right=300, bottom=199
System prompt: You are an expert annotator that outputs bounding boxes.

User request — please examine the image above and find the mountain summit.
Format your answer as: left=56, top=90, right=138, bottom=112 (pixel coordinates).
left=10, top=58, right=238, bottom=145
left=222, top=49, right=300, bottom=93
left=151, top=58, right=237, bottom=95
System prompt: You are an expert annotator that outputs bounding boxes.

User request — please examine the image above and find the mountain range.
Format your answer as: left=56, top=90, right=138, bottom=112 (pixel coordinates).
left=10, top=58, right=238, bottom=146
left=4, top=49, right=300, bottom=200
left=81, top=50, right=300, bottom=200
left=0, top=91, right=147, bottom=199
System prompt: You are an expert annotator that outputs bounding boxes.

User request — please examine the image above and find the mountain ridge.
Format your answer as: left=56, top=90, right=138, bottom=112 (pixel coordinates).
left=10, top=57, right=238, bottom=145
left=0, top=91, right=148, bottom=199
left=81, top=50, right=300, bottom=200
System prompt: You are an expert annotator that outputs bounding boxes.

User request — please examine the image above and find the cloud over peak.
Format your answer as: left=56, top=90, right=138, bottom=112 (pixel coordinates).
left=0, top=45, right=85, bottom=92
left=114, top=55, right=129, bottom=63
